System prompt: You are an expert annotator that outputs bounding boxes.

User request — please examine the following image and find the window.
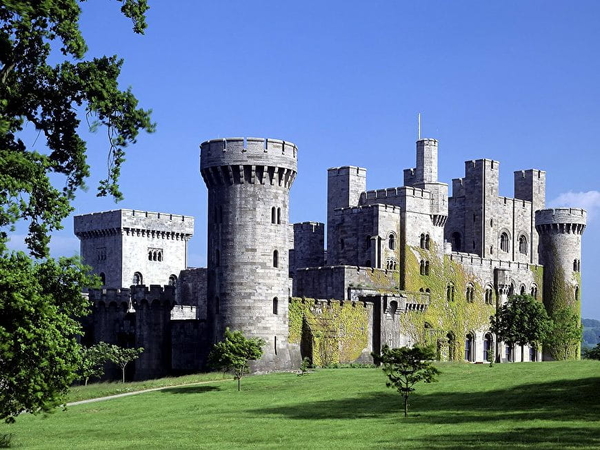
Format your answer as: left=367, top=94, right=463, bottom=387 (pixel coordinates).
left=277, top=207, right=281, bottom=224
left=466, top=284, right=475, bottom=303
left=388, top=233, right=396, bottom=250
left=99, top=272, right=106, bottom=285
left=575, top=286, right=580, bottom=301
left=519, top=235, right=528, bottom=254
left=420, top=233, right=431, bottom=250
left=530, top=285, right=538, bottom=299
left=271, top=207, right=276, bottom=224
left=465, top=334, right=474, bottom=362
left=425, top=234, right=430, bottom=250
left=500, top=232, right=510, bottom=252
left=529, top=346, right=537, bottom=362
left=389, top=300, right=398, bottom=316
left=133, top=272, right=143, bottom=286
left=505, top=344, right=513, bottom=362
left=520, top=285, right=526, bottom=296
left=168, top=275, right=177, bottom=287
left=273, top=297, right=278, bottom=315
left=148, top=248, right=163, bottom=262
left=446, top=284, right=455, bottom=302
left=97, top=247, right=107, bottom=261
left=573, top=259, right=581, bottom=272
left=273, top=250, right=279, bottom=268
left=483, top=333, right=493, bottom=362
left=485, top=286, right=494, bottom=305
left=420, top=233, right=425, bottom=249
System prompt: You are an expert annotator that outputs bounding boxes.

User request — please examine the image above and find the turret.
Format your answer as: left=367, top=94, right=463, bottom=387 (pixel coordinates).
left=536, top=208, right=586, bottom=360
left=200, top=137, right=298, bottom=371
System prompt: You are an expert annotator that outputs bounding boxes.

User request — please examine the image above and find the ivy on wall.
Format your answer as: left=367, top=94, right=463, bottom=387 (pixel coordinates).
left=400, top=244, right=496, bottom=361
left=289, top=298, right=370, bottom=366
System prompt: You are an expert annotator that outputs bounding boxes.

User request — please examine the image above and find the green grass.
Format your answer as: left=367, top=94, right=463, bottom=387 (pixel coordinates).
left=67, top=372, right=229, bottom=403
left=2, top=361, right=600, bottom=449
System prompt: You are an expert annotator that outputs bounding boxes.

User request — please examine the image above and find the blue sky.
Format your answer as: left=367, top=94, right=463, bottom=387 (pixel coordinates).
left=10, top=1, right=600, bottom=318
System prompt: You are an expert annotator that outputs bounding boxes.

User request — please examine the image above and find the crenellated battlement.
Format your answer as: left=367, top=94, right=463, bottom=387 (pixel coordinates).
left=88, top=284, right=176, bottom=308
left=294, top=222, right=324, bottom=232
left=75, top=209, right=194, bottom=239
left=535, top=208, right=587, bottom=235
left=335, top=203, right=402, bottom=215
left=361, top=186, right=432, bottom=202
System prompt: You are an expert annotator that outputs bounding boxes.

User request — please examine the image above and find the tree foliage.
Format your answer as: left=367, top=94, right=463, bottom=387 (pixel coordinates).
left=582, top=343, right=600, bottom=360
left=0, top=254, right=97, bottom=423
left=490, top=294, right=552, bottom=361
left=0, top=0, right=153, bottom=257
left=208, top=328, right=265, bottom=391
left=373, top=345, right=440, bottom=417
left=107, top=345, right=144, bottom=383
left=0, top=0, right=152, bottom=424
left=78, top=342, right=113, bottom=386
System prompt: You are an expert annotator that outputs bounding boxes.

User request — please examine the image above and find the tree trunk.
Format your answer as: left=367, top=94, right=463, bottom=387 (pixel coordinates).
left=237, top=377, right=241, bottom=391
left=403, top=395, right=408, bottom=417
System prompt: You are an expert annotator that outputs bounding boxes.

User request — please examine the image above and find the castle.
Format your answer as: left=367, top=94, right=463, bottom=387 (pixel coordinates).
left=75, top=136, right=586, bottom=379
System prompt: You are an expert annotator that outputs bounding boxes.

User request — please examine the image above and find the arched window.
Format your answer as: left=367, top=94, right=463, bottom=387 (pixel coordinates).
left=148, top=251, right=152, bottom=261
left=389, top=300, right=398, bottom=316
left=465, top=333, right=474, bottom=362
left=519, top=235, right=528, bottom=254
left=153, top=250, right=157, bottom=261
left=277, top=207, right=281, bottom=224
left=520, top=285, right=526, bottom=296
left=446, top=284, right=455, bottom=302
left=365, top=260, right=371, bottom=267
left=271, top=207, right=276, bottom=224
left=500, top=232, right=510, bottom=252
left=273, top=250, right=279, bottom=268
left=425, top=261, right=430, bottom=275
left=451, top=232, right=462, bottom=252
left=575, top=286, right=580, bottom=301
left=530, top=284, right=538, bottom=299
left=389, top=233, right=396, bottom=250
left=485, top=285, right=494, bottom=305
left=273, top=297, right=278, bottom=315
left=425, top=234, right=430, bottom=250
left=483, top=333, right=493, bottom=362
left=466, top=284, right=474, bottom=303
left=168, top=275, right=177, bottom=287
left=420, top=260, right=426, bottom=275
left=158, top=251, right=162, bottom=262
left=133, top=272, right=143, bottom=286
left=99, top=272, right=106, bottom=285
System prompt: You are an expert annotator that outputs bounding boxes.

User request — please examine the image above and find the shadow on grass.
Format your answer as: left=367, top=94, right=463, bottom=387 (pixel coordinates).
left=160, top=385, right=221, bottom=394
left=251, top=376, right=600, bottom=448
left=392, top=427, right=600, bottom=450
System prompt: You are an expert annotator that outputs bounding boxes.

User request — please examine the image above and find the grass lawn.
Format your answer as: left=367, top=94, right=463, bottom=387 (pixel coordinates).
left=2, top=361, right=600, bottom=449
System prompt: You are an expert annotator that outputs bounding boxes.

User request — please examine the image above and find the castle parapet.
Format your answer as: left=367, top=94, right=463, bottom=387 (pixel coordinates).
left=535, top=208, right=586, bottom=235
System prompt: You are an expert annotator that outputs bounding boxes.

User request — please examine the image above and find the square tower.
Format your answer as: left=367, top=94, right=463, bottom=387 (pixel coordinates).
left=74, top=209, right=194, bottom=288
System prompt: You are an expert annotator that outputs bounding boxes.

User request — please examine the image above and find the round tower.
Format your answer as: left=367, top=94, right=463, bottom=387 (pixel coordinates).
left=200, top=137, right=298, bottom=371
left=535, top=208, right=586, bottom=360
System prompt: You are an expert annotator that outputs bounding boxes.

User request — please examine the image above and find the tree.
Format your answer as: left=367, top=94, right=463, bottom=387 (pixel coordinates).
left=0, top=0, right=152, bottom=423
left=373, top=345, right=440, bottom=417
left=490, top=294, right=552, bottom=362
left=78, top=342, right=113, bottom=386
left=0, top=254, right=97, bottom=423
left=544, top=308, right=582, bottom=361
left=108, top=345, right=144, bottom=383
left=208, top=328, right=265, bottom=391
left=582, top=343, right=600, bottom=360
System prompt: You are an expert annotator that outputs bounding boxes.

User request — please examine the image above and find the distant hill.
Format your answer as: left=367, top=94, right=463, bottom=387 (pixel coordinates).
left=582, top=318, right=600, bottom=348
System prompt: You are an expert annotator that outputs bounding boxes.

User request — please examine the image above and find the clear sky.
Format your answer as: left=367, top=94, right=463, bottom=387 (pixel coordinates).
left=10, top=1, right=600, bottom=318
